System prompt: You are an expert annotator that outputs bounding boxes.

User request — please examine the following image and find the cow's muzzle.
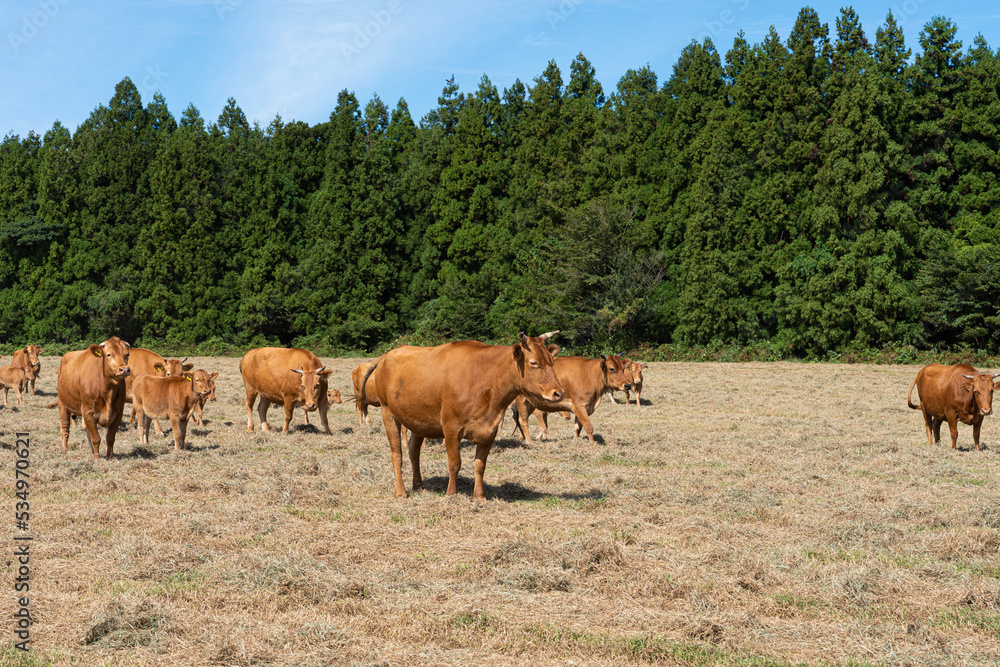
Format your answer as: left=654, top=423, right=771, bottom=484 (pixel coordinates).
left=304, top=403, right=317, bottom=411
left=548, top=390, right=563, bottom=402
left=622, top=383, right=632, bottom=391
left=982, top=408, right=993, bottom=415
left=118, top=367, right=131, bottom=377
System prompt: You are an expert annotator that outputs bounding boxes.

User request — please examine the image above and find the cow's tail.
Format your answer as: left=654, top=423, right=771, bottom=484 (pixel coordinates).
left=359, top=356, right=384, bottom=408
left=906, top=375, right=921, bottom=410
left=46, top=399, right=59, bottom=409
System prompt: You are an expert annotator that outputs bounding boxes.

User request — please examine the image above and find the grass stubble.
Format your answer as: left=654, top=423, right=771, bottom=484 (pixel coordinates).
left=1, top=358, right=999, bottom=666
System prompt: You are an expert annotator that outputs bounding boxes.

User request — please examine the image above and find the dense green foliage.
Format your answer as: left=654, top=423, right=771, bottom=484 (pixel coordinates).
left=3, top=9, right=1000, bottom=355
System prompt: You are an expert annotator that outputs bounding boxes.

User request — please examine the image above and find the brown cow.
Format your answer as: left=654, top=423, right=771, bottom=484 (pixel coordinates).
left=302, top=389, right=342, bottom=426
left=1, top=363, right=37, bottom=406
left=624, top=360, right=647, bottom=406
left=11, top=345, right=43, bottom=396
left=361, top=331, right=563, bottom=499
left=133, top=371, right=213, bottom=451
left=193, top=370, right=219, bottom=426
left=240, top=347, right=333, bottom=434
left=49, top=337, right=131, bottom=460
left=124, top=348, right=170, bottom=433
left=163, top=357, right=194, bottom=377
left=514, top=354, right=632, bottom=444
left=907, top=363, right=1000, bottom=451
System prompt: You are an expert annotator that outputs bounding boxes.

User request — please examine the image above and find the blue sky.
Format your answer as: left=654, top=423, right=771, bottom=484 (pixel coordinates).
left=2, top=0, right=999, bottom=139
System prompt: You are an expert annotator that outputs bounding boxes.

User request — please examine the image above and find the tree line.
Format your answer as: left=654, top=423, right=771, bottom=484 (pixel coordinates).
left=2, top=7, right=999, bottom=356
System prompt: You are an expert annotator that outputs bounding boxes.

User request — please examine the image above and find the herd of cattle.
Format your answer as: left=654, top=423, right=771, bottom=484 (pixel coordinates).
left=0, top=334, right=649, bottom=498
left=3, top=337, right=997, bottom=497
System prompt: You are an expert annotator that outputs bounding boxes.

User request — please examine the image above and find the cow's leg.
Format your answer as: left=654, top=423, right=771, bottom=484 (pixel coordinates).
left=473, top=441, right=493, bottom=500
left=128, top=402, right=138, bottom=428
left=58, top=405, right=72, bottom=454
left=572, top=403, right=597, bottom=443
left=140, top=412, right=151, bottom=446
left=281, top=399, right=295, bottom=433
left=244, top=389, right=258, bottom=431
left=1, top=386, right=7, bottom=406
left=931, top=415, right=943, bottom=446
left=302, top=406, right=310, bottom=425
left=195, top=399, right=204, bottom=426
left=514, top=397, right=533, bottom=443
left=946, top=413, right=960, bottom=450
left=105, top=407, right=123, bottom=461
left=381, top=408, right=407, bottom=497
left=170, top=413, right=183, bottom=451
left=920, top=407, right=934, bottom=446
left=257, top=397, right=272, bottom=432
left=29, top=376, right=35, bottom=396
left=318, top=400, right=332, bottom=435
left=538, top=412, right=551, bottom=440
left=408, top=430, right=426, bottom=491
left=15, top=384, right=23, bottom=406
left=972, top=418, right=983, bottom=452
left=443, top=428, right=462, bottom=496
left=81, top=413, right=102, bottom=460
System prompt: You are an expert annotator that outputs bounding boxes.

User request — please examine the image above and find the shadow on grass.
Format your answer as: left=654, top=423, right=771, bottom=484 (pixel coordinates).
left=416, top=475, right=607, bottom=503
left=120, top=446, right=159, bottom=460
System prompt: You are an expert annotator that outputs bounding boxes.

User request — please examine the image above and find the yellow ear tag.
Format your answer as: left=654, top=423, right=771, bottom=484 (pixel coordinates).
left=93, top=348, right=102, bottom=357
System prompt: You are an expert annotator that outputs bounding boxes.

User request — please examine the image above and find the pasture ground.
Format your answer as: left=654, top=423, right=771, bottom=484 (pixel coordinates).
left=2, top=357, right=1000, bottom=666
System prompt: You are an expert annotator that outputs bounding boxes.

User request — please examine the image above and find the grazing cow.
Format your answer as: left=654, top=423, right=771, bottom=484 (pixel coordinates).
left=907, top=363, right=1000, bottom=451
left=361, top=331, right=563, bottom=499
left=240, top=347, right=333, bottom=433
left=1, top=363, right=38, bottom=406
left=624, top=360, right=648, bottom=406
left=48, top=337, right=131, bottom=460
left=192, top=370, right=219, bottom=426
left=12, top=345, right=43, bottom=396
left=133, top=372, right=213, bottom=451
left=514, top=354, right=632, bottom=444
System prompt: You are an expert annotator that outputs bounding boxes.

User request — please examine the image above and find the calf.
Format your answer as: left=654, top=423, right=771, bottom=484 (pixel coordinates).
left=1, top=363, right=38, bottom=406
left=624, top=360, right=648, bottom=406
left=133, top=372, right=213, bottom=451
left=125, top=347, right=169, bottom=433
left=302, top=388, right=341, bottom=425
left=907, top=363, right=1000, bottom=451
left=192, top=370, right=219, bottom=426
left=11, top=345, right=43, bottom=396
left=514, top=354, right=631, bottom=444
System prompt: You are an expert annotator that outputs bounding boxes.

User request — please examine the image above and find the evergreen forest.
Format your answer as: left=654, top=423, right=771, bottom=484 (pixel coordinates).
left=2, top=8, right=999, bottom=357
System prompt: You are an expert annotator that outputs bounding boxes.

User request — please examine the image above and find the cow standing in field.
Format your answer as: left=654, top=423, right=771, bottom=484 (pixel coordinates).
left=192, top=369, right=218, bottom=426
left=624, top=360, right=647, bottom=406
left=302, top=389, right=342, bottom=426
left=361, top=331, right=563, bottom=499
left=1, top=362, right=37, bottom=406
left=133, top=371, right=214, bottom=451
left=907, top=363, right=1000, bottom=451
left=12, top=345, right=43, bottom=396
left=48, top=337, right=131, bottom=460
left=352, top=360, right=382, bottom=426
left=240, top=347, right=334, bottom=434
left=124, top=348, right=171, bottom=434
left=514, top=354, right=632, bottom=444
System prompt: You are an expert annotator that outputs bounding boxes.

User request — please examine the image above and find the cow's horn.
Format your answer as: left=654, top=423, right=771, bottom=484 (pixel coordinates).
left=317, top=366, right=326, bottom=373
left=993, top=372, right=1000, bottom=379
left=539, top=330, right=559, bottom=341
left=99, top=341, right=106, bottom=347
left=518, top=332, right=528, bottom=345
left=962, top=374, right=975, bottom=379
left=290, top=368, right=303, bottom=375
left=180, top=357, right=188, bottom=363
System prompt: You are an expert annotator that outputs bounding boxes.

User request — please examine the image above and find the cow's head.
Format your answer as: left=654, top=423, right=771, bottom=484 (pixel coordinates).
left=513, top=331, right=563, bottom=402
left=20, top=364, right=38, bottom=381
left=601, top=354, right=632, bottom=392
left=290, top=366, right=334, bottom=411
left=631, top=361, right=647, bottom=381
left=93, top=337, right=131, bottom=379
left=24, top=345, right=43, bottom=367
left=164, top=357, right=195, bottom=377
left=328, top=388, right=343, bottom=405
left=962, top=372, right=1000, bottom=416
left=183, top=370, right=215, bottom=398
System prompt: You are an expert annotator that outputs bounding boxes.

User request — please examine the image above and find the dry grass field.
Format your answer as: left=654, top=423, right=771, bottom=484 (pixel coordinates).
left=2, top=356, right=1000, bottom=666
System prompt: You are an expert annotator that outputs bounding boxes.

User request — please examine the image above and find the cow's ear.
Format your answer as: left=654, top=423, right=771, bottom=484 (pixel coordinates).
left=153, top=363, right=165, bottom=374
left=184, top=372, right=194, bottom=382
left=38, top=348, right=44, bottom=354
left=89, top=344, right=103, bottom=357
left=512, top=343, right=525, bottom=361
left=641, top=363, right=648, bottom=370
left=319, top=368, right=334, bottom=377
left=210, top=372, right=219, bottom=380
left=547, top=344, right=560, bottom=357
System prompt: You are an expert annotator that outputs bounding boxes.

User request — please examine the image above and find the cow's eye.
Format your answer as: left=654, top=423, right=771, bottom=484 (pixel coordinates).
left=529, top=360, right=540, bottom=368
